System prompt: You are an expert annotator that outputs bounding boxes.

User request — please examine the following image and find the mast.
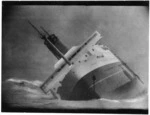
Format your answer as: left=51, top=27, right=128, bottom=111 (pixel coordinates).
left=28, top=20, right=70, bottom=65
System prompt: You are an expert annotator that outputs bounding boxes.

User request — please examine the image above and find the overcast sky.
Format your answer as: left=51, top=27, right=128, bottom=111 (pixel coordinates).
left=2, top=5, right=148, bottom=87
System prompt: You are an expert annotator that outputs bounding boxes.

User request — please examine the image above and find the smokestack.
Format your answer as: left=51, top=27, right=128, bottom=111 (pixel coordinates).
left=28, top=20, right=68, bottom=60
left=40, top=27, right=68, bottom=58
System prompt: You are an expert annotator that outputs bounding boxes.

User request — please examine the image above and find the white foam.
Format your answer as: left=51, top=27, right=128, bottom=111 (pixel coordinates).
left=6, top=78, right=42, bottom=87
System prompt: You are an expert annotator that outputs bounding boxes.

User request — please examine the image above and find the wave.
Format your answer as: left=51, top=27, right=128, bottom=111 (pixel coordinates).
left=3, top=78, right=54, bottom=100
left=2, top=78, right=148, bottom=109
left=6, top=78, right=42, bottom=87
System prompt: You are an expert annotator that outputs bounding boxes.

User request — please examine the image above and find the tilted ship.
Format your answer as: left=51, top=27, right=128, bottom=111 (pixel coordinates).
left=28, top=21, right=144, bottom=100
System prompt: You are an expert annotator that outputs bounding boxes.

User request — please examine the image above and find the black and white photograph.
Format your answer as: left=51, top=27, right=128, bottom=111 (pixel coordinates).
left=2, top=1, right=148, bottom=113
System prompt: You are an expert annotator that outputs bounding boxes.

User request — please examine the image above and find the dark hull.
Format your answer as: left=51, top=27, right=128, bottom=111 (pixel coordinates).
left=58, top=62, right=137, bottom=100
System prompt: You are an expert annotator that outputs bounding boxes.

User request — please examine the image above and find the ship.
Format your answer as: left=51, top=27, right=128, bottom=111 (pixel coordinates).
left=28, top=20, right=144, bottom=100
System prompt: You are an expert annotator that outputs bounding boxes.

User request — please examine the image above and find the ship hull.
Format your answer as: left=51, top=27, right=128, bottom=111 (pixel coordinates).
left=69, top=62, right=132, bottom=100
left=58, top=61, right=134, bottom=100
left=41, top=32, right=141, bottom=100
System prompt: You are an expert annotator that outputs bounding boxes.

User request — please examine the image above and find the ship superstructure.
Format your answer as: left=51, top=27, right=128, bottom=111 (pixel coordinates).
left=28, top=21, right=143, bottom=100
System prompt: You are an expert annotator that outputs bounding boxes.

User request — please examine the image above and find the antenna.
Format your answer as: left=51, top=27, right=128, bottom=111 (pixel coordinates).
left=27, top=20, right=70, bottom=65
left=27, top=20, right=43, bottom=37
left=40, top=26, right=50, bottom=36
